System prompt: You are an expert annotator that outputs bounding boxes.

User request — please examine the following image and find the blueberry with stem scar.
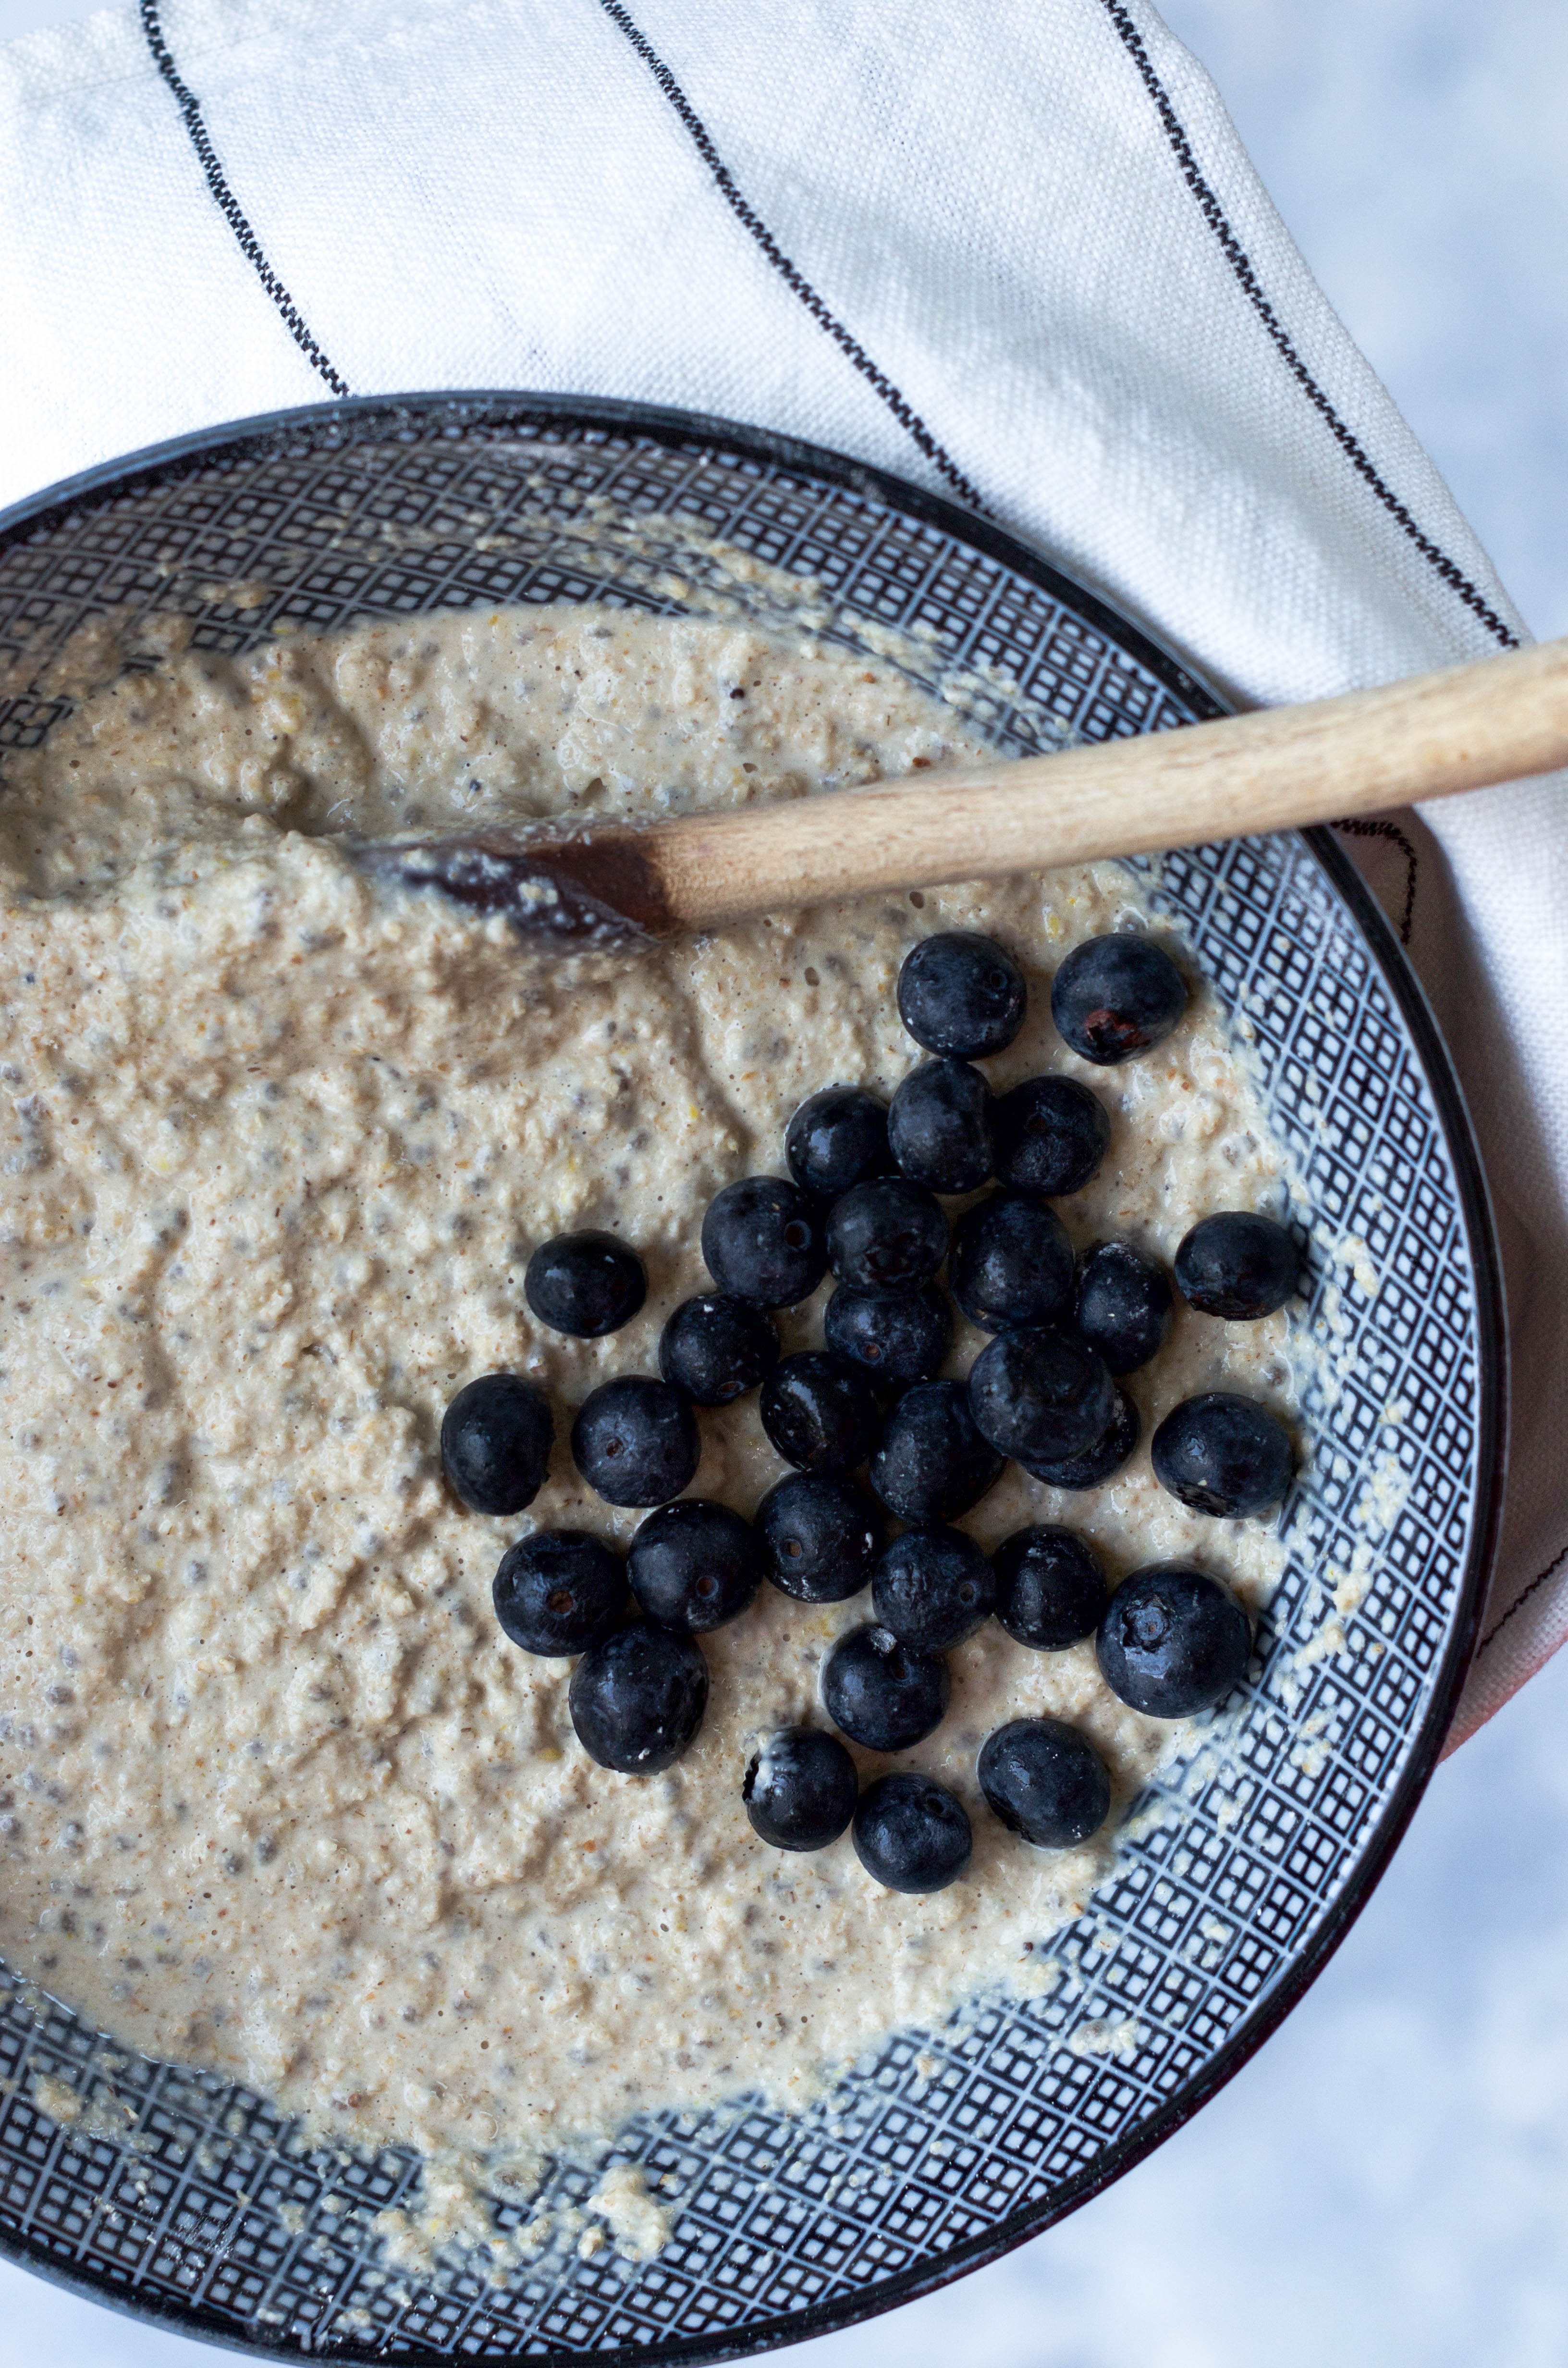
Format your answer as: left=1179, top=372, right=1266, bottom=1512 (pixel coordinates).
left=1051, top=934, right=1187, bottom=1065
left=827, top=1176, right=948, bottom=1293
left=701, top=1175, right=826, bottom=1308
left=571, top=1377, right=699, bottom=1508
left=824, top=1282, right=951, bottom=1387
left=853, top=1772, right=972, bottom=1893
left=968, top=1326, right=1115, bottom=1466
left=1096, top=1563, right=1251, bottom=1718
left=492, top=1529, right=627, bottom=1657
left=757, top=1470, right=884, bottom=1603
left=627, top=1499, right=762, bottom=1632
left=872, top=1525, right=997, bottom=1653
left=896, top=930, right=1025, bottom=1060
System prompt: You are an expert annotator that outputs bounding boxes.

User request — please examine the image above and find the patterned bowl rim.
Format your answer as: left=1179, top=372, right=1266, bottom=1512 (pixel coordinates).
left=0, top=394, right=1507, bottom=2364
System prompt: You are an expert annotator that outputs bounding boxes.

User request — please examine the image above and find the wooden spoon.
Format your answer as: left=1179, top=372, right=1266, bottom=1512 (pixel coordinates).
left=353, top=634, right=1568, bottom=947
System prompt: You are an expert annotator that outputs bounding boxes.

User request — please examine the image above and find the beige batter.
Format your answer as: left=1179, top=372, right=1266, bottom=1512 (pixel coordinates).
left=0, top=604, right=1298, bottom=2184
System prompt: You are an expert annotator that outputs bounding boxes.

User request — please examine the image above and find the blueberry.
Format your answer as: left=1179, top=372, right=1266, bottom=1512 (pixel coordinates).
left=951, top=1191, right=1075, bottom=1332
left=822, top=1624, right=951, bottom=1751
left=1021, top=1387, right=1140, bottom=1490
left=571, top=1376, right=699, bottom=1508
left=569, top=1621, right=709, bottom=1771
left=978, top=1718, right=1111, bottom=1847
left=757, top=1470, right=884, bottom=1602
left=896, top=930, right=1026, bottom=1059
left=888, top=1058, right=993, bottom=1194
left=1051, top=934, right=1187, bottom=1064
left=1151, top=1392, right=1295, bottom=1518
left=524, top=1229, right=646, bottom=1338
left=492, top=1529, right=628, bottom=1656
left=824, top=1283, right=951, bottom=1387
left=659, top=1293, right=779, bottom=1406
left=785, top=1085, right=891, bottom=1202
left=743, top=1727, right=859, bottom=1851
left=627, top=1499, right=762, bottom=1632
left=701, top=1175, right=827, bottom=1308
left=1174, top=1211, right=1302, bottom=1320
left=993, top=1525, right=1107, bottom=1649
left=870, top=1379, right=1005, bottom=1523
left=441, top=1373, right=554, bottom=1515
left=992, top=1073, right=1111, bottom=1196
left=760, top=1352, right=882, bottom=1472
left=1095, top=1563, right=1251, bottom=1717
left=1075, top=1241, right=1173, bottom=1374
left=872, top=1526, right=997, bottom=1652
left=826, top=1176, right=948, bottom=1293
left=967, top=1327, right=1115, bottom=1465
left=853, top=1772, right=973, bottom=1894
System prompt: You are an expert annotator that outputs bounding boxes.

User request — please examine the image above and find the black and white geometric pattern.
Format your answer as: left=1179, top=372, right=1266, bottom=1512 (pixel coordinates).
left=0, top=399, right=1500, bottom=2362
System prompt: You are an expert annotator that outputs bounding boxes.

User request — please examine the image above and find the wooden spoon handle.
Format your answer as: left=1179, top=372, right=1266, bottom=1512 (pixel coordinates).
left=648, top=632, right=1568, bottom=930
left=359, top=633, right=1568, bottom=945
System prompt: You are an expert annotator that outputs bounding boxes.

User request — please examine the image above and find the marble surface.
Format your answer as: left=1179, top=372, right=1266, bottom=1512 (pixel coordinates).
left=0, top=1, right=1564, bottom=2360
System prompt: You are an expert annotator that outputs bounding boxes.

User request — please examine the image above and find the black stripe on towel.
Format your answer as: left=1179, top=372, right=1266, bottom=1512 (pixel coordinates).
left=140, top=0, right=350, bottom=397
left=1331, top=817, right=1419, bottom=945
left=1095, top=0, right=1518, bottom=651
left=596, top=0, right=986, bottom=511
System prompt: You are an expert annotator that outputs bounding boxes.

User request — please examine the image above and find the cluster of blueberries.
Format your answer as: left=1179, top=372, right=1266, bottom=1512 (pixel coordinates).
left=439, top=927, right=1303, bottom=1896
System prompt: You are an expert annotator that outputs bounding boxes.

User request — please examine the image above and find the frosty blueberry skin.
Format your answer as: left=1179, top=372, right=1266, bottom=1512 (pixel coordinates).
left=887, top=1057, right=994, bottom=1195
left=569, top=1623, right=710, bottom=1773
left=1175, top=1212, right=1303, bottom=1320
left=853, top=1773, right=973, bottom=1894
left=979, top=1718, right=1112, bottom=1849
left=743, top=1727, right=859, bottom=1852
left=492, top=1529, right=628, bottom=1657
left=756, top=1471, right=885, bottom=1603
left=871, top=1525, right=997, bottom=1653
left=785, top=1085, right=893, bottom=1203
left=870, top=1380, right=1005, bottom=1523
left=992, top=1526, right=1108, bottom=1651
left=659, top=1293, right=780, bottom=1406
left=524, top=1228, right=647, bottom=1338
left=821, top=1624, right=951, bottom=1752
left=441, top=1373, right=554, bottom=1516
left=701, top=1175, right=827, bottom=1307
left=1151, top=1393, right=1295, bottom=1519
left=571, top=1377, right=700, bottom=1508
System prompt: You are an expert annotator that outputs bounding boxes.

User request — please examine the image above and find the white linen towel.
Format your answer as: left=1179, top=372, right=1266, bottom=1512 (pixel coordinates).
left=0, top=0, right=1563, bottom=1745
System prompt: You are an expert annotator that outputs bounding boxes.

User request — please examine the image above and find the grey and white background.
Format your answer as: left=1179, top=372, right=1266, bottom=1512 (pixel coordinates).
left=0, top=0, right=1564, bottom=2360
